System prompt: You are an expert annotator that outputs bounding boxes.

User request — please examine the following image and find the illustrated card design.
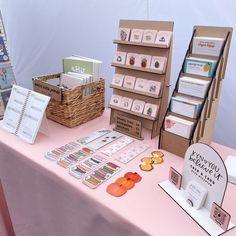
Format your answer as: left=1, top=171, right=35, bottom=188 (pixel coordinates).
left=150, top=56, right=167, bottom=73
left=1, top=88, right=11, bottom=108
left=139, top=54, right=151, bottom=68
left=120, top=97, right=133, bottom=110
left=169, top=167, right=182, bottom=189
left=114, top=51, right=127, bottom=64
left=130, top=29, right=144, bottom=42
left=143, top=103, right=159, bottom=118
left=117, top=28, right=131, bottom=41
left=111, top=74, right=124, bottom=87
left=0, top=95, right=4, bottom=117
left=0, top=36, right=9, bottom=62
left=142, top=30, right=158, bottom=44
left=131, top=99, right=145, bottom=114
left=126, top=53, right=139, bottom=67
left=155, top=31, right=172, bottom=47
left=0, top=63, right=16, bottom=89
left=110, top=94, right=122, bottom=107
left=146, top=80, right=161, bottom=96
left=134, top=78, right=147, bottom=92
left=123, top=76, right=136, bottom=89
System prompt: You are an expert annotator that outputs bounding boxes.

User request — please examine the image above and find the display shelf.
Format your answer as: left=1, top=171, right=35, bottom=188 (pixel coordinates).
left=110, top=19, right=174, bottom=139
left=159, top=25, right=233, bottom=157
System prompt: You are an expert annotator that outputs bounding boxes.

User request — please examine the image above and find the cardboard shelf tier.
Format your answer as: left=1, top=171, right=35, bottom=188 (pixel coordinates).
left=113, top=40, right=169, bottom=49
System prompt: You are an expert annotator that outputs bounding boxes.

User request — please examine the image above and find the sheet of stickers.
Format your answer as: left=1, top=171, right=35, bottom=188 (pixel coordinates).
left=45, top=128, right=150, bottom=189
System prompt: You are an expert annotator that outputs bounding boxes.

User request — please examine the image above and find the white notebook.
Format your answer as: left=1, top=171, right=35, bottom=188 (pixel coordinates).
left=2, top=85, right=50, bottom=144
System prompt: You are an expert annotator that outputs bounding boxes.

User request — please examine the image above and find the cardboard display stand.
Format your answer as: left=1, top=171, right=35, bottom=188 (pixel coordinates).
left=159, top=26, right=233, bottom=157
left=159, top=143, right=235, bottom=236
left=109, top=20, right=174, bottom=139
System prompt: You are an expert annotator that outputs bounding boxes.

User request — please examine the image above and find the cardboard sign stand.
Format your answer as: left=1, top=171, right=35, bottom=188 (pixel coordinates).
left=159, top=143, right=235, bottom=236
left=159, top=26, right=233, bottom=157
left=109, top=19, right=174, bottom=139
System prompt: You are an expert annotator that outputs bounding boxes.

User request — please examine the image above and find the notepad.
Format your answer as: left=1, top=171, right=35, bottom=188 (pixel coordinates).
left=2, top=85, right=50, bottom=144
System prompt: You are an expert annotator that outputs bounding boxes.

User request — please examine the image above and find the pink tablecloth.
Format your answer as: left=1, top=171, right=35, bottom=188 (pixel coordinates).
left=0, top=110, right=236, bottom=236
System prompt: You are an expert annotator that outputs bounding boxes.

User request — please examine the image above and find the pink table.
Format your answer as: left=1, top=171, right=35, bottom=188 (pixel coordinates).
left=0, top=110, right=236, bottom=236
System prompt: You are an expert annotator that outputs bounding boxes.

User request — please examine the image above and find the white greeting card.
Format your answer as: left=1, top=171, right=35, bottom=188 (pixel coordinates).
left=143, top=103, right=159, bottom=118
left=150, top=56, right=167, bottom=73
left=123, top=76, right=136, bottom=89
left=138, top=54, right=152, bottom=68
left=134, top=78, right=147, bottom=92
left=117, top=28, right=131, bottom=41
left=110, top=94, right=122, bottom=107
left=142, top=30, right=158, bottom=44
left=146, top=80, right=161, bottom=96
left=126, top=53, right=139, bottom=67
left=131, top=99, right=145, bottom=114
left=130, top=29, right=144, bottom=42
left=155, top=31, right=172, bottom=47
left=114, top=51, right=127, bottom=64
left=120, top=97, right=133, bottom=110
left=111, top=74, right=124, bottom=87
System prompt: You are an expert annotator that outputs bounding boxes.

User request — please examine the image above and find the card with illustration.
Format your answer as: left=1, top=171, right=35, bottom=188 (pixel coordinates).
left=146, top=80, right=161, bottom=96
left=131, top=99, right=145, bottom=114
left=142, top=30, right=158, bottom=44
left=0, top=88, right=11, bottom=108
left=134, top=78, right=147, bottom=92
left=110, top=94, right=122, bottom=107
left=126, top=53, right=139, bottom=67
left=123, top=76, right=136, bottom=89
left=114, top=51, right=127, bottom=64
left=130, top=29, right=144, bottom=42
left=139, top=54, right=151, bottom=68
left=120, top=97, right=133, bottom=110
left=169, top=167, right=182, bottom=189
left=150, top=56, right=167, bottom=73
left=117, top=28, right=131, bottom=41
left=143, top=103, right=159, bottom=118
left=155, top=31, right=172, bottom=47
left=0, top=36, right=9, bottom=62
left=0, top=63, right=16, bottom=89
left=0, top=96, right=4, bottom=117
left=111, top=74, right=124, bottom=87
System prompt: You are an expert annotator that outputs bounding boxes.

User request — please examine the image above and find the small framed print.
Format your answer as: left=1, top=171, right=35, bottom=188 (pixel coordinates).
left=130, top=29, right=144, bottom=42
left=169, top=167, right=182, bottom=189
left=110, top=94, right=122, bottom=107
left=123, top=76, right=136, bottom=89
left=210, top=202, right=231, bottom=231
left=146, top=80, right=161, bottom=96
left=120, top=97, right=133, bottom=110
left=114, top=51, right=127, bottom=64
left=138, top=54, right=151, bottom=68
left=150, top=56, right=167, bottom=73
left=142, top=30, right=157, bottom=44
left=134, top=78, right=147, bottom=92
left=117, top=28, right=131, bottom=41
left=143, top=103, right=159, bottom=118
left=131, top=99, right=145, bottom=114
left=126, top=53, right=139, bottom=67
left=155, top=31, right=172, bottom=47
left=111, top=74, right=124, bottom=87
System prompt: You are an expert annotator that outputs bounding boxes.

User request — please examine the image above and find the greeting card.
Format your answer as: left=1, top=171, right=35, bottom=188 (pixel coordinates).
left=130, top=29, right=144, bottom=42
left=114, top=51, right=127, bottom=64
left=138, top=54, right=152, bottom=68
left=142, top=30, right=158, bottom=44
left=126, top=53, right=139, bottom=67
left=155, top=31, right=172, bottom=47
left=120, top=97, right=133, bottom=110
left=146, top=80, right=161, bottom=96
left=143, top=103, right=159, bottom=118
left=150, top=56, right=167, bottom=73
left=123, top=76, right=136, bottom=89
left=134, top=78, right=147, bottom=92
left=110, top=94, right=122, bottom=107
left=117, top=28, right=131, bottom=41
left=111, top=74, right=124, bottom=87
left=131, top=99, right=145, bottom=113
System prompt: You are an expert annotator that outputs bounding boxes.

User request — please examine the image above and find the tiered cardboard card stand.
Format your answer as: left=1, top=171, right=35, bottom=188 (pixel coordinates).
left=159, top=26, right=233, bottom=157
left=109, top=19, right=174, bottom=139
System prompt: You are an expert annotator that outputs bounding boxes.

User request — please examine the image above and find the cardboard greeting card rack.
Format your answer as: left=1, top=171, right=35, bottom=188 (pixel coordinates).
left=109, top=19, right=174, bottom=139
left=159, top=143, right=235, bottom=236
left=159, top=26, right=233, bottom=157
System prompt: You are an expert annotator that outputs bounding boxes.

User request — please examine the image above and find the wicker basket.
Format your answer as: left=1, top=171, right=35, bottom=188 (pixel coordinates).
left=32, top=73, right=105, bottom=128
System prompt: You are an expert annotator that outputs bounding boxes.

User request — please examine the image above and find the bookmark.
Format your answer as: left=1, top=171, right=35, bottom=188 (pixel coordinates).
left=77, top=128, right=111, bottom=144
left=87, top=131, right=122, bottom=150
left=116, top=143, right=150, bottom=164
left=100, top=136, right=134, bottom=157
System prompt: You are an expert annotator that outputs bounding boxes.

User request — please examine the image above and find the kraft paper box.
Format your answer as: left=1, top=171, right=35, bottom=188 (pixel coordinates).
left=192, top=36, right=224, bottom=57
left=164, top=115, right=194, bottom=139
left=178, top=76, right=210, bottom=98
left=184, top=57, right=217, bottom=77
